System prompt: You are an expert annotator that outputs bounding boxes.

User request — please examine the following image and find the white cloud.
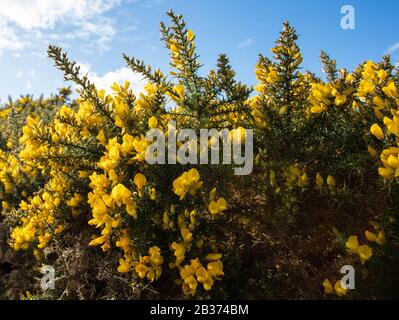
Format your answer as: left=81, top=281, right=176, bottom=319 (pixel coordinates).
left=77, top=63, right=146, bottom=96
left=238, top=37, right=254, bottom=48
left=16, top=71, right=24, bottom=79
left=386, top=41, right=399, bottom=55
left=0, top=0, right=121, bottom=54
left=25, top=80, right=32, bottom=90
left=0, top=0, right=120, bottom=30
left=0, top=20, right=27, bottom=52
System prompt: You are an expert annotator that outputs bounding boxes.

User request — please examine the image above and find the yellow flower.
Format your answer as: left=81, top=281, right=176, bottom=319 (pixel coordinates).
left=267, top=68, right=280, bottom=83
left=332, top=89, right=347, bottom=106
left=206, top=253, right=222, bottom=261
left=377, top=69, right=388, bottom=80
left=111, top=184, right=132, bottom=207
left=316, top=173, right=324, bottom=187
left=149, top=246, right=164, bottom=266
left=365, top=230, right=377, bottom=242
left=183, top=275, right=197, bottom=295
left=387, top=154, right=399, bottom=168
left=370, top=124, right=384, bottom=139
left=174, top=84, right=185, bottom=98
left=228, top=127, right=247, bottom=144
left=97, top=130, right=107, bottom=144
left=148, top=116, right=158, bottom=129
left=134, top=173, right=147, bottom=196
left=126, top=204, right=137, bottom=218
left=149, top=188, right=157, bottom=200
left=208, top=197, right=228, bottom=215
left=209, top=187, right=217, bottom=201
left=118, top=258, right=132, bottom=273
left=89, top=235, right=108, bottom=247
left=326, top=175, right=335, bottom=188
left=298, top=172, right=308, bottom=187
left=171, top=242, right=186, bottom=267
left=376, top=231, right=385, bottom=245
left=108, top=139, right=121, bottom=162
left=334, top=280, right=347, bottom=297
left=132, top=135, right=150, bottom=162
left=346, top=235, right=359, bottom=252
left=357, top=244, right=372, bottom=264
left=365, top=230, right=385, bottom=245
left=37, top=232, right=51, bottom=249
left=181, top=227, right=193, bottom=242
left=323, top=279, right=334, bottom=294
left=382, top=80, right=399, bottom=98
left=172, top=168, right=202, bottom=200
left=378, top=167, right=395, bottom=180
left=310, top=103, right=328, bottom=114
left=135, top=263, right=148, bottom=278
left=54, top=225, right=65, bottom=234
left=195, top=267, right=214, bottom=290
left=186, top=29, right=195, bottom=42
left=2, top=201, right=9, bottom=209
left=207, top=260, right=224, bottom=277
left=202, top=275, right=214, bottom=291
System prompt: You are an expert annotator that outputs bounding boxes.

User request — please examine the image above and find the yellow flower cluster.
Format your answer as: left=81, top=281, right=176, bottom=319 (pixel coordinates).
left=134, top=246, right=164, bottom=282
left=346, top=235, right=373, bottom=265
left=208, top=197, right=227, bottom=215
left=368, top=78, right=399, bottom=179
left=180, top=255, right=224, bottom=296
left=172, top=168, right=203, bottom=200
left=3, top=13, right=399, bottom=300
left=309, top=83, right=333, bottom=113
left=10, top=173, right=66, bottom=252
left=323, top=279, right=347, bottom=297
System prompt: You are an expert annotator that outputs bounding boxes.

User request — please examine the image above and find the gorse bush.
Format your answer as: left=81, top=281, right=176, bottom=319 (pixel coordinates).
left=1, top=11, right=399, bottom=299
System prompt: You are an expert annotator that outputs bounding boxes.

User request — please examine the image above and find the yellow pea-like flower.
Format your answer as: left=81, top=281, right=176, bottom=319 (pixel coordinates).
left=357, top=244, right=372, bottom=264
left=346, top=235, right=359, bottom=252
left=148, top=116, right=158, bottom=129
left=323, top=279, right=334, bottom=294
left=310, top=103, right=327, bottom=114
left=378, top=167, right=395, bottom=180
left=326, top=175, right=335, bottom=188
left=365, top=230, right=378, bottom=242
left=181, top=227, right=193, bottom=242
left=134, top=173, right=147, bottom=191
left=334, top=280, right=347, bottom=297
left=186, top=29, right=195, bottom=42
left=206, top=253, right=222, bottom=261
left=370, top=124, right=384, bottom=139
left=377, top=69, right=388, bottom=80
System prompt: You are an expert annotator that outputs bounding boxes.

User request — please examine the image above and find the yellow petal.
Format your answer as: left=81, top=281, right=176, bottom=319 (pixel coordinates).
left=323, top=279, right=334, bottom=294
left=346, top=235, right=359, bottom=252
left=365, top=230, right=377, bottom=242
left=376, top=231, right=385, bottom=245
left=370, top=123, right=384, bottom=139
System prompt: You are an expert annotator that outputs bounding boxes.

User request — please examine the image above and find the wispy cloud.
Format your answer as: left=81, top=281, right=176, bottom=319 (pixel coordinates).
left=386, top=41, right=399, bottom=55
left=238, top=37, right=254, bottom=48
left=77, top=63, right=146, bottom=96
left=0, top=0, right=122, bottom=55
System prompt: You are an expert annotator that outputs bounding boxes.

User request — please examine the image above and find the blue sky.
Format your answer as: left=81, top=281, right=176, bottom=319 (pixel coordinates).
left=0, top=0, right=398, bottom=102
